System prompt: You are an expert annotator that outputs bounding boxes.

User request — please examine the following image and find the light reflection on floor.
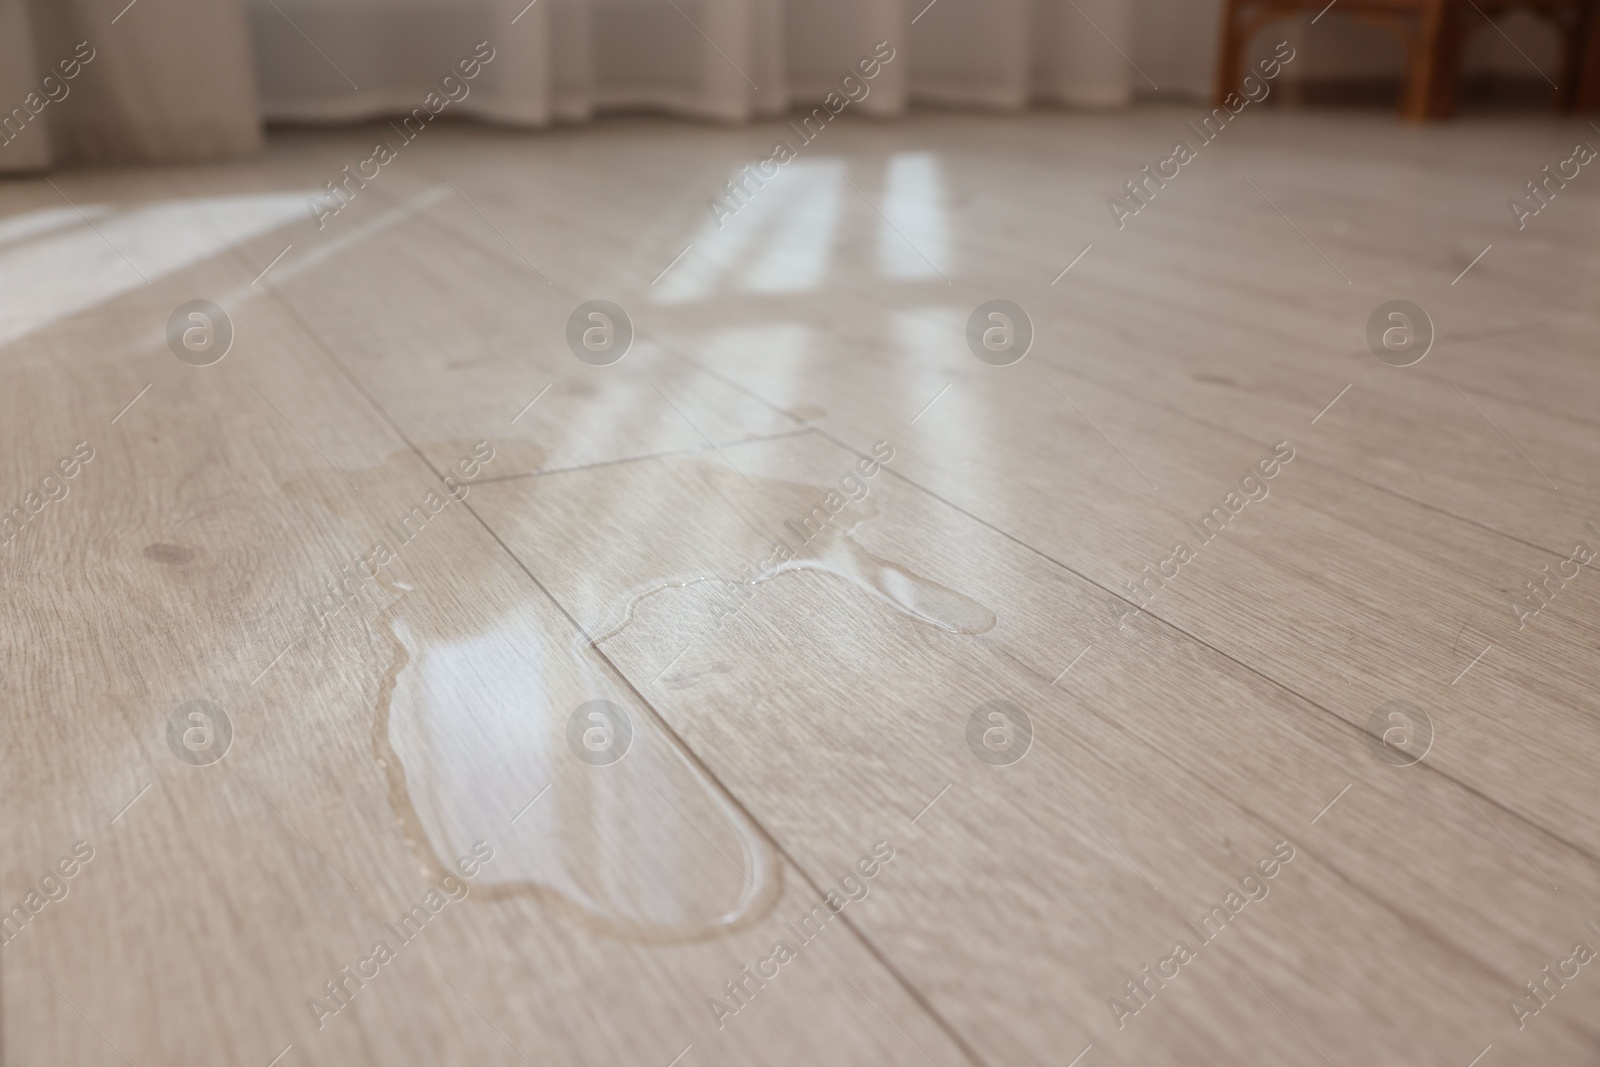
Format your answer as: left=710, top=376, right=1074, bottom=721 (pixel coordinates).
left=0, top=193, right=309, bottom=346
left=652, top=150, right=950, bottom=303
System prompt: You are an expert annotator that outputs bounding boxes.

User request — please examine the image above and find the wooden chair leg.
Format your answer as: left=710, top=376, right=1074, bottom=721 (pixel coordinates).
left=1402, top=0, right=1457, bottom=120
left=1563, top=1, right=1600, bottom=109
left=1425, top=2, right=1467, bottom=117
left=1213, top=0, right=1248, bottom=105
left=1400, top=15, right=1434, bottom=118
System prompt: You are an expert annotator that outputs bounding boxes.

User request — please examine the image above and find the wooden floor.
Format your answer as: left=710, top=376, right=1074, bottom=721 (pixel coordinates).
left=3, top=103, right=1599, bottom=1067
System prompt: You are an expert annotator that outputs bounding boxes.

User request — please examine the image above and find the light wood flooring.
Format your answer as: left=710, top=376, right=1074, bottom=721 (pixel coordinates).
left=3, top=104, right=1599, bottom=1067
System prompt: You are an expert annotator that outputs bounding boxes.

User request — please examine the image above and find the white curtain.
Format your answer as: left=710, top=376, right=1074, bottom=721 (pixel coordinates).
left=0, top=0, right=1136, bottom=174
left=0, top=0, right=262, bottom=173
left=244, top=0, right=1136, bottom=127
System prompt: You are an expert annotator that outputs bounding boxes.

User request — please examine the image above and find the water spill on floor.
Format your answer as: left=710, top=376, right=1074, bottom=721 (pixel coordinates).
left=588, top=462, right=997, bottom=646
left=374, top=614, right=781, bottom=943
left=286, top=438, right=992, bottom=943
left=286, top=443, right=781, bottom=943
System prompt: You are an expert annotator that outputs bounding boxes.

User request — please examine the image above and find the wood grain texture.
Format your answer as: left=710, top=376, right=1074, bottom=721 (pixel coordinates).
left=3, top=104, right=1598, bottom=1067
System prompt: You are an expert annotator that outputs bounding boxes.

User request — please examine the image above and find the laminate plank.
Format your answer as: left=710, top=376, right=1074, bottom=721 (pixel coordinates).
left=0, top=183, right=972, bottom=1067
left=241, top=112, right=1600, bottom=912
left=468, top=432, right=1600, bottom=1067
left=651, top=323, right=1600, bottom=858
left=283, top=111, right=1600, bottom=564
left=360, top=108, right=1600, bottom=431
left=192, top=123, right=807, bottom=481
left=8, top=106, right=1599, bottom=1067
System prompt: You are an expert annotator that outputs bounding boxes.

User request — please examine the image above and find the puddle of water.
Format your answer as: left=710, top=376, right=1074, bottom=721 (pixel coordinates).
left=590, top=464, right=996, bottom=645
left=285, top=443, right=781, bottom=943
left=374, top=614, right=780, bottom=942
left=285, top=440, right=992, bottom=942
left=800, top=526, right=997, bottom=634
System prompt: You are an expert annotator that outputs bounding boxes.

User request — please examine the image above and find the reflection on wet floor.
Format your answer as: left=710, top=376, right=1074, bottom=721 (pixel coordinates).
left=379, top=613, right=782, bottom=942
